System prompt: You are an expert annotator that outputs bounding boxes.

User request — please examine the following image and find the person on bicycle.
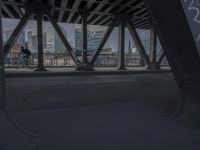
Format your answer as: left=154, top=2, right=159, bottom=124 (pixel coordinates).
left=18, top=46, right=31, bottom=64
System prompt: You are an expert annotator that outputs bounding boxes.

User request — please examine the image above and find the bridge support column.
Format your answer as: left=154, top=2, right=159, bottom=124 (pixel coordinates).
left=148, top=27, right=160, bottom=70
left=35, top=14, right=46, bottom=71
left=76, top=10, right=94, bottom=71
left=118, top=23, right=126, bottom=70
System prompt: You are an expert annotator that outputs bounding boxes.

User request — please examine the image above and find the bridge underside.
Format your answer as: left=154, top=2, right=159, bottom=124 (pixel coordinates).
left=0, top=0, right=163, bottom=72
left=1, top=0, right=200, bottom=149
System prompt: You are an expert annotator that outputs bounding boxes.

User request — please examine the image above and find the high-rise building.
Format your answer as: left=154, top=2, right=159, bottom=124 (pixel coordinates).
left=75, top=25, right=111, bottom=52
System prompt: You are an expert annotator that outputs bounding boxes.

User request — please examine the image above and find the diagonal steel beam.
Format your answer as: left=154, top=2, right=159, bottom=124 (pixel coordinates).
left=47, top=14, right=79, bottom=65
left=58, top=0, right=68, bottom=22
left=89, top=20, right=116, bottom=65
left=4, top=10, right=32, bottom=58
left=126, top=21, right=149, bottom=64
left=157, top=49, right=165, bottom=65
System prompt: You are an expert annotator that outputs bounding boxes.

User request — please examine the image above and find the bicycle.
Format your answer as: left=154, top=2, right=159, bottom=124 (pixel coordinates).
left=18, top=54, right=34, bottom=70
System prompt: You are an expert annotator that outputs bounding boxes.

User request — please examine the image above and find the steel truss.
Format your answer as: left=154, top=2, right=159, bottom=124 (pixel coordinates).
left=2, top=4, right=165, bottom=71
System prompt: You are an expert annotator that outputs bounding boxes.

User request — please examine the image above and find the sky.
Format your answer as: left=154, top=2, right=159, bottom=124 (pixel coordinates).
left=2, top=18, right=150, bottom=52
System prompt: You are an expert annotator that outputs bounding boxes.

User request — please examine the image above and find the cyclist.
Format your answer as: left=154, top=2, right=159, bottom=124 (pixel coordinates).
left=18, top=46, right=31, bottom=66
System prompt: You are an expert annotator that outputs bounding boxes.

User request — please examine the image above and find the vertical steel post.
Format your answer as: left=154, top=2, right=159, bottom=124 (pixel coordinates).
left=118, top=23, right=126, bottom=70
left=148, top=27, right=160, bottom=69
left=81, top=11, right=88, bottom=64
left=149, top=27, right=157, bottom=63
left=0, top=1, right=6, bottom=108
left=35, top=14, right=46, bottom=71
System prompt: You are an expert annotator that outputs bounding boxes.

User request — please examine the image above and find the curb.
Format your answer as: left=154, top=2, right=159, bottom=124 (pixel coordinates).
left=5, top=70, right=172, bottom=78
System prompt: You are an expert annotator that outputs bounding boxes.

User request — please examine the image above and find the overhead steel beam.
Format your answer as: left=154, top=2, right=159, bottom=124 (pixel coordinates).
left=1, top=4, right=14, bottom=18
left=126, top=21, right=149, bottom=65
left=89, top=20, right=116, bottom=65
left=47, top=14, right=79, bottom=65
left=87, top=0, right=110, bottom=22
left=75, top=0, right=94, bottom=24
left=120, top=3, right=145, bottom=14
left=118, top=23, right=126, bottom=70
left=8, top=0, right=23, bottom=18
left=89, top=0, right=124, bottom=25
left=4, top=10, right=32, bottom=58
left=67, top=0, right=83, bottom=23
left=58, top=0, right=68, bottom=22
left=115, top=0, right=141, bottom=14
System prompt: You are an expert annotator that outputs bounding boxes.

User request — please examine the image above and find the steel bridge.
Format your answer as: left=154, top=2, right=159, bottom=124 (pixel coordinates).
left=1, top=0, right=200, bottom=150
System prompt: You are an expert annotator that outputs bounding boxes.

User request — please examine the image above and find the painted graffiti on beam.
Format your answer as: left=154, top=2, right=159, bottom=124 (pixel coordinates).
left=181, top=0, right=200, bottom=55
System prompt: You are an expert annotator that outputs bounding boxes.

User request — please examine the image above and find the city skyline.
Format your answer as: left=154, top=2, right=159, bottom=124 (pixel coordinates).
left=2, top=18, right=152, bottom=53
